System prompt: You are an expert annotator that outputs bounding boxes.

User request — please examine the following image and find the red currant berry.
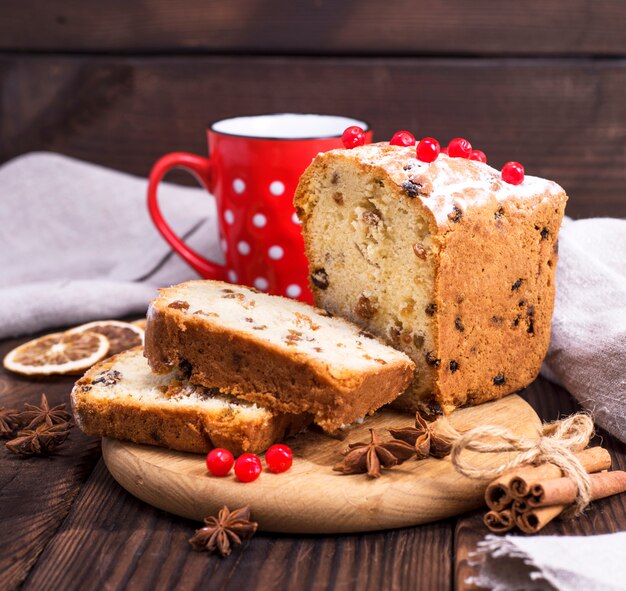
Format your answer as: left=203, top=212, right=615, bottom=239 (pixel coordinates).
left=265, top=444, right=293, bottom=473
left=441, top=147, right=448, bottom=155
left=501, top=161, right=525, bottom=185
left=469, top=150, right=487, bottom=163
left=341, top=126, right=366, bottom=149
left=234, top=453, right=262, bottom=482
left=447, top=137, right=472, bottom=158
left=206, top=448, right=234, bottom=477
left=390, top=130, right=416, bottom=147
left=416, top=137, right=440, bottom=163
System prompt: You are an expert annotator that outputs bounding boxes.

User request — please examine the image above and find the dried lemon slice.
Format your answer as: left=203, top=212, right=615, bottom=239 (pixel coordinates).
left=3, top=332, right=109, bottom=375
left=68, top=320, right=144, bottom=357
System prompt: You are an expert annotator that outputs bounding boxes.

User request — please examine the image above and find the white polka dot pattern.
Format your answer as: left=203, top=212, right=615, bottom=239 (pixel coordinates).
left=254, top=277, right=269, bottom=291
left=215, top=173, right=307, bottom=296
left=233, top=178, right=246, bottom=194
left=286, top=284, right=302, bottom=298
left=268, top=245, right=284, bottom=260
left=269, top=180, right=285, bottom=196
left=252, top=213, right=267, bottom=228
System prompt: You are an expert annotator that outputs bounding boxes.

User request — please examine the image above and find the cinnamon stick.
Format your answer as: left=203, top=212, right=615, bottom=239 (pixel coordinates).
left=508, top=446, right=611, bottom=499
left=528, top=470, right=626, bottom=508
left=511, top=498, right=528, bottom=517
left=484, top=446, right=611, bottom=510
left=484, top=478, right=515, bottom=512
left=483, top=509, right=515, bottom=533
left=514, top=471, right=626, bottom=534
left=515, top=505, right=564, bottom=534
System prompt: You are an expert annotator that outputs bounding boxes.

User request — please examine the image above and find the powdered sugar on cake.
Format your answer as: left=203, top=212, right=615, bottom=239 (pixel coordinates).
left=323, top=143, right=564, bottom=227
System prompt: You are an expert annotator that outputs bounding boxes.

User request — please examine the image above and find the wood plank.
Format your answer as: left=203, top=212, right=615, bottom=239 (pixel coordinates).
left=1, top=1, right=626, bottom=56
left=2, top=55, right=625, bottom=219
left=454, top=378, right=626, bottom=590
left=22, top=459, right=453, bottom=591
left=0, top=336, right=101, bottom=591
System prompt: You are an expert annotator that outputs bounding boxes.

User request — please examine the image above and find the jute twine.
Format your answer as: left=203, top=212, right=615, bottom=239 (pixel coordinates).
left=440, top=413, right=595, bottom=516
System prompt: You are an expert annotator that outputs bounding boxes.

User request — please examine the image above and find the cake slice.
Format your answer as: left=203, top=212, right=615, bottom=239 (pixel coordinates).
left=293, top=142, right=567, bottom=414
left=144, top=280, right=415, bottom=432
left=71, top=348, right=309, bottom=455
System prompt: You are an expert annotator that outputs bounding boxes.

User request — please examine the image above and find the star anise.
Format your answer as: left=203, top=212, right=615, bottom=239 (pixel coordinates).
left=0, top=407, right=21, bottom=439
left=389, top=412, right=455, bottom=459
left=6, top=423, right=70, bottom=456
left=333, top=428, right=416, bottom=478
left=189, top=506, right=258, bottom=557
left=17, top=393, right=72, bottom=430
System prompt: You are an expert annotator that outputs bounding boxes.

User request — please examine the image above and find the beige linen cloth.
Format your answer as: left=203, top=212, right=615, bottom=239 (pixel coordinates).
left=0, top=152, right=218, bottom=336
left=469, top=533, right=626, bottom=590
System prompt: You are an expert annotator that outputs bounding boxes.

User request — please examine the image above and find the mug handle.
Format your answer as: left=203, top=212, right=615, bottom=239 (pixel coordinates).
left=147, top=152, right=226, bottom=280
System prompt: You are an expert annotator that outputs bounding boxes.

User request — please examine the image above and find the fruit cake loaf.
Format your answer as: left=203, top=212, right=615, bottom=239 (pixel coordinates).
left=144, top=280, right=414, bottom=432
left=293, top=142, right=567, bottom=414
left=71, top=348, right=309, bottom=455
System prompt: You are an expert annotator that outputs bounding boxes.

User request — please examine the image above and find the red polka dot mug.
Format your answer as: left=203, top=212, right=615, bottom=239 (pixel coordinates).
left=147, top=113, right=372, bottom=303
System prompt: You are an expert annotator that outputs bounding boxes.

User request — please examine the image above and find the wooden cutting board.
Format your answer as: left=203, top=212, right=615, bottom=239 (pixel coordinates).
left=102, top=394, right=540, bottom=534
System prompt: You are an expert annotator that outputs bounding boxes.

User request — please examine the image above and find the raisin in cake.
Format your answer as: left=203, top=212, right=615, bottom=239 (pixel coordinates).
left=144, top=280, right=414, bottom=432
left=293, top=142, right=567, bottom=413
left=72, top=348, right=309, bottom=455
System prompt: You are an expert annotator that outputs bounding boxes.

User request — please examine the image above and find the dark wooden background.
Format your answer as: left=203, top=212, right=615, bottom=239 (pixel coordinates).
left=1, top=0, right=625, bottom=218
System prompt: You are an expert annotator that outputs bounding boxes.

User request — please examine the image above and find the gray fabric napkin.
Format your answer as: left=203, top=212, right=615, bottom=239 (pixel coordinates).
left=541, top=216, right=626, bottom=443
left=469, top=533, right=626, bottom=590
left=0, top=152, right=218, bottom=337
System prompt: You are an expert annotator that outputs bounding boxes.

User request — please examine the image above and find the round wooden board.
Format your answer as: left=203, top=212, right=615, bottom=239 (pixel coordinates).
left=102, top=394, right=540, bottom=534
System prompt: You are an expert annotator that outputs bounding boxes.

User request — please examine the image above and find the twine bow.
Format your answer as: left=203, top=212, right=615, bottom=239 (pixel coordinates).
left=445, top=413, right=594, bottom=515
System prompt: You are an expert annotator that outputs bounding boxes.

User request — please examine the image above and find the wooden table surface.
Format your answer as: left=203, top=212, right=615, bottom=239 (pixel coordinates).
left=1, top=331, right=625, bottom=591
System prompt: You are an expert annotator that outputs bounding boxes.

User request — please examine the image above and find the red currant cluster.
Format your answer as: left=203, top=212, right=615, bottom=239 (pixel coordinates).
left=340, top=126, right=525, bottom=186
left=411, top=134, right=525, bottom=186
left=409, top=135, right=486, bottom=164
left=206, top=444, right=293, bottom=482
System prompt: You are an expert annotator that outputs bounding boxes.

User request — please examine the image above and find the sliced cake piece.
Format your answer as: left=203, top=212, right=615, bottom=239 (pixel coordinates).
left=293, top=142, right=567, bottom=414
left=71, top=348, right=309, bottom=455
left=144, top=280, right=415, bottom=432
